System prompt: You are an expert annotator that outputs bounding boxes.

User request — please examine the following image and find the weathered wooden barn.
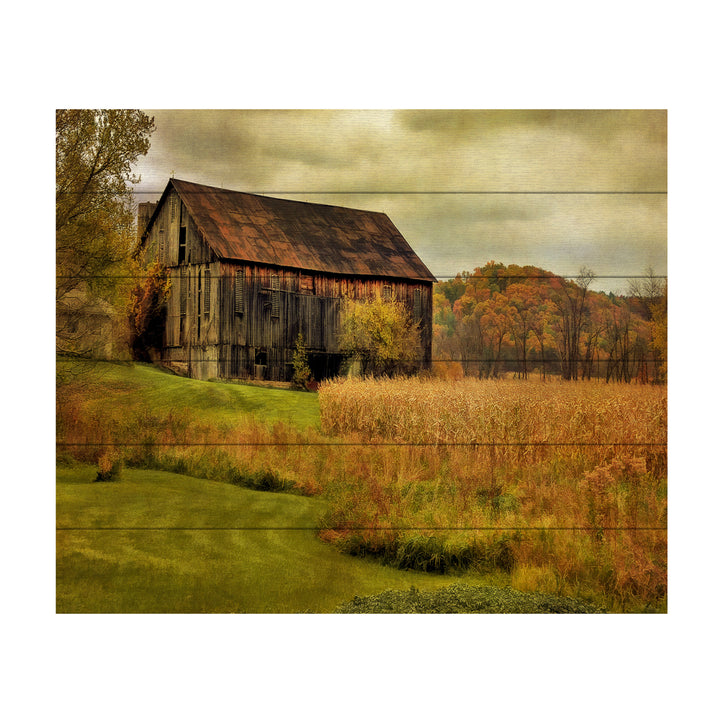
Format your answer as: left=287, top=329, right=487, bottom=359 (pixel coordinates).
left=137, top=178, right=435, bottom=381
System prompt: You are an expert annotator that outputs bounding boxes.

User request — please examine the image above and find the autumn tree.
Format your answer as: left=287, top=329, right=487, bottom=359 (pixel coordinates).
left=435, top=273, right=466, bottom=306
left=527, top=287, right=557, bottom=380
left=453, top=280, right=490, bottom=377
left=456, top=304, right=487, bottom=377
left=431, top=291, right=464, bottom=370
left=650, top=282, right=667, bottom=382
left=602, top=302, right=635, bottom=382
left=579, top=292, right=607, bottom=381
left=479, top=293, right=511, bottom=378
left=338, top=292, right=420, bottom=377
left=506, top=283, right=537, bottom=379
left=56, top=109, right=155, bottom=361
left=629, top=268, right=667, bottom=382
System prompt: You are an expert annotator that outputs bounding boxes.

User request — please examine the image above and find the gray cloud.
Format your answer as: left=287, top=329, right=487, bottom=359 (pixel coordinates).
left=134, top=109, right=666, bottom=293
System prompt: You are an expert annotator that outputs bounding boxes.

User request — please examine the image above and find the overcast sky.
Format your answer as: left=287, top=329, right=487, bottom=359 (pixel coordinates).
left=133, top=109, right=666, bottom=294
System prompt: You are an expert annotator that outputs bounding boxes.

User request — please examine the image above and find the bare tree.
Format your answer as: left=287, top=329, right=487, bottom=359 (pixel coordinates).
left=553, top=267, right=595, bottom=380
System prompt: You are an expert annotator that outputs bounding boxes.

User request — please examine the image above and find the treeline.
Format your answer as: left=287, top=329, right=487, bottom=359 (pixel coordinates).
left=432, top=262, right=667, bottom=383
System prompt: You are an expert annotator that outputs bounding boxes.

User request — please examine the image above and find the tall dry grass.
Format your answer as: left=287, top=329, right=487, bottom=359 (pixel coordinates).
left=317, top=377, right=667, bottom=610
left=319, top=376, right=666, bottom=447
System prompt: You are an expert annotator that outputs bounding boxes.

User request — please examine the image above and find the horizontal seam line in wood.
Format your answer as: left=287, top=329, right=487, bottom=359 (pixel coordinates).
left=54, top=357, right=668, bottom=363
left=60, top=190, right=669, bottom=195
left=56, top=441, right=666, bottom=447
left=56, top=274, right=668, bottom=279
left=55, top=526, right=668, bottom=531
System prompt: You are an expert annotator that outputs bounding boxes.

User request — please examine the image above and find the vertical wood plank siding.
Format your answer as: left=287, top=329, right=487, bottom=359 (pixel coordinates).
left=144, top=192, right=433, bottom=381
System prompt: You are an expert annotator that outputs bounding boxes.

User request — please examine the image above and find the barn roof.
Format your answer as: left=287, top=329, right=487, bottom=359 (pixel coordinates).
left=142, top=179, right=435, bottom=282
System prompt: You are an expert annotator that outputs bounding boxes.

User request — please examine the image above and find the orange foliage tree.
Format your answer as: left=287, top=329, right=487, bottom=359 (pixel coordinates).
left=128, top=261, right=170, bottom=361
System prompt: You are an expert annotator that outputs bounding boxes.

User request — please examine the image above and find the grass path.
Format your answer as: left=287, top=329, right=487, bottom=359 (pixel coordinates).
left=57, top=466, right=466, bottom=613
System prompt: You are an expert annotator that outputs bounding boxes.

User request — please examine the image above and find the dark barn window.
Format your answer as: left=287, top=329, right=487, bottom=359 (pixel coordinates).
left=179, top=268, right=187, bottom=339
left=271, top=275, right=280, bottom=318
left=204, top=269, right=211, bottom=316
left=178, top=226, right=187, bottom=263
left=234, top=268, right=244, bottom=314
left=197, top=269, right=202, bottom=339
left=413, top=288, right=423, bottom=324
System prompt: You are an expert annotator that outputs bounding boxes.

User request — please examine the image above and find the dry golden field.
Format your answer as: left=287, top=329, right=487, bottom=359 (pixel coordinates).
left=319, top=376, right=666, bottom=447
left=317, top=377, right=667, bottom=609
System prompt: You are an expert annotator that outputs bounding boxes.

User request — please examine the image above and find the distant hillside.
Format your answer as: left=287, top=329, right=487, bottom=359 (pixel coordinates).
left=432, top=261, right=666, bottom=382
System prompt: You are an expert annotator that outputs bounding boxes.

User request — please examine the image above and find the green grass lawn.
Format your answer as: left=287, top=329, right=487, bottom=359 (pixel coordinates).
left=60, top=360, right=321, bottom=431
left=57, top=465, right=464, bottom=613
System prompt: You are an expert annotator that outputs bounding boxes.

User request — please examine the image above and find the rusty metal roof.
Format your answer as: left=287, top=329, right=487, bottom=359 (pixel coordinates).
left=144, top=179, right=435, bottom=282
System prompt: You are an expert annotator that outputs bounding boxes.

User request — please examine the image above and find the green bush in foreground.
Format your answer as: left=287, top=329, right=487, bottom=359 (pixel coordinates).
left=227, top=468, right=295, bottom=493
left=333, top=532, right=516, bottom=574
left=334, top=583, right=606, bottom=614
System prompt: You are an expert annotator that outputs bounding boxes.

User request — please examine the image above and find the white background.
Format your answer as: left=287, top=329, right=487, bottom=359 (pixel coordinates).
left=3, top=1, right=717, bottom=718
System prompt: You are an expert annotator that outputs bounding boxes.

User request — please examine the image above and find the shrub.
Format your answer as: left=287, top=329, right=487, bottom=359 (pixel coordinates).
left=291, top=333, right=313, bottom=391
left=334, top=583, right=606, bottom=614
left=242, top=469, right=294, bottom=493
left=324, top=529, right=516, bottom=575
left=95, top=451, right=123, bottom=482
left=56, top=452, right=78, bottom=467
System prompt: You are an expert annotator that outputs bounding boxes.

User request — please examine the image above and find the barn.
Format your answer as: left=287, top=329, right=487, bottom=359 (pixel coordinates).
left=136, top=178, right=435, bottom=381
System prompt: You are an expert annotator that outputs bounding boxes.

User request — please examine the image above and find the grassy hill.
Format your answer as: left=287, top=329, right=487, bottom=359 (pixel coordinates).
left=57, top=465, right=465, bottom=613
left=58, top=359, right=321, bottom=431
